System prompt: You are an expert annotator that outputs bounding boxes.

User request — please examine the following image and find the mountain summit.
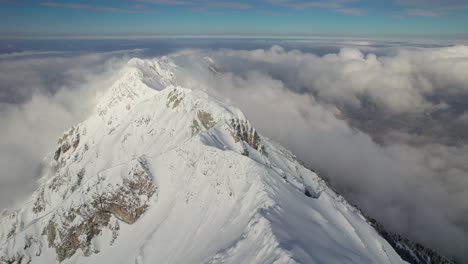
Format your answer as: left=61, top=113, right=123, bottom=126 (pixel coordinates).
left=0, top=57, right=452, bottom=264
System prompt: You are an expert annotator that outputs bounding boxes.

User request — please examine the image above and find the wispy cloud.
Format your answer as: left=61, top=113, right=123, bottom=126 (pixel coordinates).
left=137, top=0, right=192, bottom=5
left=213, top=1, right=251, bottom=9
left=0, top=0, right=18, bottom=3
left=399, top=0, right=468, bottom=17
left=334, top=7, right=363, bottom=15
left=41, top=2, right=132, bottom=13
left=264, top=0, right=364, bottom=15
left=405, top=9, right=442, bottom=17
left=137, top=0, right=252, bottom=10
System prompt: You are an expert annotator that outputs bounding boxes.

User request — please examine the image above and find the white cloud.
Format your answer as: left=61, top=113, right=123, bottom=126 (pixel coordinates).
left=41, top=2, right=132, bottom=13
left=163, top=45, right=468, bottom=261
left=136, top=0, right=252, bottom=9
left=213, top=45, right=468, bottom=114
left=264, top=0, right=364, bottom=14
left=0, top=50, right=135, bottom=212
left=1, top=44, right=468, bottom=261
left=406, top=9, right=442, bottom=17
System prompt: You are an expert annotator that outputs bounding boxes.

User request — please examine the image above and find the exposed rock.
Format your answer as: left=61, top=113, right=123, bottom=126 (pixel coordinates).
left=93, top=172, right=155, bottom=225
left=241, top=148, right=249, bottom=156
left=54, top=148, right=61, bottom=161
left=229, top=118, right=265, bottom=154
left=197, top=111, right=216, bottom=129
left=108, top=218, right=120, bottom=246
left=0, top=255, right=27, bottom=264
left=304, top=186, right=321, bottom=199
left=32, top=188, right=46, bottom=213
left=70, top=168, right=85, bottom=193
left=54, top=127, right=81, bottom=162
left=72, top=134, right=80, bottom=149
left=48, top=171, right=70, bottom=192
left=191, top=119, right=201, bottom=136
left=43, top=159, right=157, bottom=262
left=166, top=89, right=184, bottom=108
left=46, top=210, right=110, bottom=262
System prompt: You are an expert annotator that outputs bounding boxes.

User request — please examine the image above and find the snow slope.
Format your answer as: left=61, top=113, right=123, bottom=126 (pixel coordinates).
left=1, top=57, right=412, bottom=264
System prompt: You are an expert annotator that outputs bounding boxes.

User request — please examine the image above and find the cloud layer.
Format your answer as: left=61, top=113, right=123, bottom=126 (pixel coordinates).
left=0, top=50, right=137, bottom=211
left=163, top=45, right=468, bottom=261
left=1, top=43, right=467, bottom=262
left=36, top=0, right=468, bottom=16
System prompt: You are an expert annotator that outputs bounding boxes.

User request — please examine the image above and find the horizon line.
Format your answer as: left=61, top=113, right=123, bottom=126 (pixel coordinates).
left=1, top=33, right=468, bottom=41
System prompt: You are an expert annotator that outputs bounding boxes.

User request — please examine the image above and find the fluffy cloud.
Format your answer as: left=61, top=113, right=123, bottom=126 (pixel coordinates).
left=213, top=45, right=468, bottom=114
left=163, top=45, right=468, bottom=261
left=0, top=50, right=137, bottom=211
left=1, top=43, right=468, bottom=262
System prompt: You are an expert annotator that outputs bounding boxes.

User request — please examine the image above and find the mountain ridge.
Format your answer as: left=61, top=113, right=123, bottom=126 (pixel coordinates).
left=0, top=56, right=453, bottom=264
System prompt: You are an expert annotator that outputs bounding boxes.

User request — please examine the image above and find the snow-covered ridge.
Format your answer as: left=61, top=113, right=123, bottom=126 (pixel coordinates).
left=0, top=57, right=448, bottom=264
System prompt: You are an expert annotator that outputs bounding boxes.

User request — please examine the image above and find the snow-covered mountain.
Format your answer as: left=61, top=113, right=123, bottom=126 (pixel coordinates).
left=0, top=57, right=452, bottom=264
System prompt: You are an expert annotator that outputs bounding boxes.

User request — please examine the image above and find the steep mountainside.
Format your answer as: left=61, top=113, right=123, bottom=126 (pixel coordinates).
left=0, top=57, right=452, bottom=264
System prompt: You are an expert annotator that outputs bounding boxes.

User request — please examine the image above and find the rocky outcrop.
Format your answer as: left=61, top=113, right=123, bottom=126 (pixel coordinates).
left=54, top=126, right=81, bottom=162
left=229, top=118, right=265, bottom=154
left=197, top=111, right=216, bottom=129
left=166, top=89, right=184, bottom=109
left=1, top=157, right=157, bottom=263
left=43, top=159, right=157, bottom=262
left=190, top=111, right=217, bottom=136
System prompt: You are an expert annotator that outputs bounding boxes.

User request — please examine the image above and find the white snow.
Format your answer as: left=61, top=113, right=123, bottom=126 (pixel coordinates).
left=0, top=57, right=407, bottom=264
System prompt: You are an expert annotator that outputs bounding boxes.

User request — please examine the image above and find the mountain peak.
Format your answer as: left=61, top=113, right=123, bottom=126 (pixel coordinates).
left=0, top=57, right=451, bottom=264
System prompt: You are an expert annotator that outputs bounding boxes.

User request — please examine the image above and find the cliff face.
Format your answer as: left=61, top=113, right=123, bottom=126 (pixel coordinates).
left=0, top=57, right=452, bottom=264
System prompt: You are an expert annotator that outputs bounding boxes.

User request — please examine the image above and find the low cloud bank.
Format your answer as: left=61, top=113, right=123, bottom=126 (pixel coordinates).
left=1, top=44, right=467, bottom=261
left=166, top=45, right=468, bottom=261
left=0, top=50, right=137, bottom=211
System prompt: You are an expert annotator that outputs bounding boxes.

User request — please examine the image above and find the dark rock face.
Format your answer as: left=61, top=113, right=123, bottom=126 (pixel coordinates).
left=54, top=126, right=81, bottom=162
left=166, top=89, right=184, bottom=109
left=32, top=188, right=46, bottom=214
left=368, top=218, right=454, bottom=264
left=191, top=119, right=201, bottom=136
left=229, top=119, right=265, bottom=154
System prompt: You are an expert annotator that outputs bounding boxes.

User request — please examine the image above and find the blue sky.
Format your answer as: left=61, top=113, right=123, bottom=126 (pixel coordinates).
left=1, top=0, right=468, bottom=37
